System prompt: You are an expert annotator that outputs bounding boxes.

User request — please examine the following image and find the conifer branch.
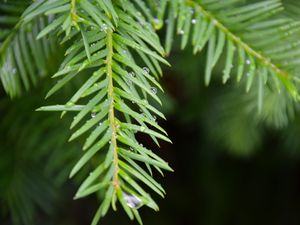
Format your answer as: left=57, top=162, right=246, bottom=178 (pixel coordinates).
left=187, top=0, right=289, bottom=79
left=161, top=0, right=300, bottom=107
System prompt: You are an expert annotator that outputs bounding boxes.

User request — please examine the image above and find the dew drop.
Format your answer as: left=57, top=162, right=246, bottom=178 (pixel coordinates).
left=179, top=30, right=184, bottom=35
left=150, top=87, right=157, bottom=94
left=153, top=18, right=160, bottom=25
left=140, top=126, right=145, bottom=132
left=99, top=122, right=102, bottom=126
left=91, top=112, right=96, bottom=118
left=246, top=59, right=251, bottom=65
left=129, top=71, right=135, bottom=77
left=191, top=19, right=197, bottom=24
left=123, top=192, right=142, bottom=209
left=101, top=23, right=108, bottom=31
left=143, top=67, right=150, bottom=74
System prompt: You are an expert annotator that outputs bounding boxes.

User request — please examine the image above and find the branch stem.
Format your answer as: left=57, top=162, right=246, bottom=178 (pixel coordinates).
left=106, top=30, right=120, bottom=190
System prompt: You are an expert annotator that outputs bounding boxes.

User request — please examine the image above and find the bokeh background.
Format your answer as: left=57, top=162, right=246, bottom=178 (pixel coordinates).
left=2, top=0, right=300, bottom=224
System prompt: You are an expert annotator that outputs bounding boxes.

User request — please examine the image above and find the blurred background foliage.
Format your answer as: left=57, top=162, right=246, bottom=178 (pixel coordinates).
left=2, top=0, right=300, bottom=225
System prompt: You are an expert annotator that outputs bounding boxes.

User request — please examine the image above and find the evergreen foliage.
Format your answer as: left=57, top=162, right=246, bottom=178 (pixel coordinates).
left=1, top=0, right=300, bottom=224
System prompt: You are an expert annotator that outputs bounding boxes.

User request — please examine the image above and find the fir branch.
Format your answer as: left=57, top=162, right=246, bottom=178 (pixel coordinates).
left=187, top=0, right=289, bottom=79
left=30, top=0, right=172, bottom=224
left=0, top=0, right=60, bottom=97
left=161, top=0, right=300, bottom=107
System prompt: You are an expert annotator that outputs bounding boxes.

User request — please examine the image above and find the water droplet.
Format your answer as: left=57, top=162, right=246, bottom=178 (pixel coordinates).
left=123, top=192, right=142, bottom=209
left=143, top=67, right=150, bottom=74
left=109, top=140, right=112, bottom=144
left=153, top=18, right=160, bottom=25
left=191, top=19, right=197, bottom=24
left=101, top=23, right=108, bottom=31
left=130, top=147, right=134, bottom=151
left=91, top=112, right=96, bottom=118
left=246, top=59, right=251, bottom=65
left=150, top=87, right=157, bottom=94
left=129, top=71, right=135, bottom=77
left=99, top=122, right=102, bottom=126
left=116, top=124, right=120, bottom=129
left=122, top=49, right=128, bottom=54
left=179, top=30, right=184, bottom=35
left=140, top=126, right=145, bottom=132
left=152, top=115, right=157, bottom=121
